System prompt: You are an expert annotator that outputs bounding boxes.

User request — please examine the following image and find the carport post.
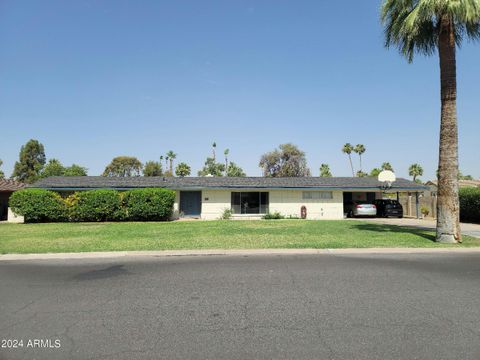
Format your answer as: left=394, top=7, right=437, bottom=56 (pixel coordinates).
left=415, top=192, right=420, bottom=219
left=396, top=192, right=399, bottom=202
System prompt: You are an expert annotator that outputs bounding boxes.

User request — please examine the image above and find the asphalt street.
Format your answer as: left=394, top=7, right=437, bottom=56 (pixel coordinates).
left=1, top=253, right=479, bottom=360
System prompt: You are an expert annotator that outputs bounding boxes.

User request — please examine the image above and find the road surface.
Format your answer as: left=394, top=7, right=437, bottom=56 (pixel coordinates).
left=1, top=253, right=479, bottom=359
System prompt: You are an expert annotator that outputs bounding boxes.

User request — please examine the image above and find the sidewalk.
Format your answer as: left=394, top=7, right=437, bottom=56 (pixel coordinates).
left=2, top=247, right=480, bottom=261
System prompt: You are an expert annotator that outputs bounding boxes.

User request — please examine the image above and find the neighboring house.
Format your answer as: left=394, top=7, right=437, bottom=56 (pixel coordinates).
left=426, top=179, right=480, bottom=189
left=32, top=177, right=428, bottom=220
left=0, top=179, right=26, bottom=221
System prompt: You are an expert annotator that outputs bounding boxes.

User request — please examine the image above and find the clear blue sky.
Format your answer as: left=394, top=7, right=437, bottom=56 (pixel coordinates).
left=1, top=0, right=479, bottom=180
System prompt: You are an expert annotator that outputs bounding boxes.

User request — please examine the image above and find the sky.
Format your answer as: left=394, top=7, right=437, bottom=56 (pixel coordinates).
left=0, top=0, right=479, bottom=180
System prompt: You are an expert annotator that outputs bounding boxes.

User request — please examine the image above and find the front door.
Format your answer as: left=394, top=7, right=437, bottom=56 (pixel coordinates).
left=180, top=191, right=202, bottom=216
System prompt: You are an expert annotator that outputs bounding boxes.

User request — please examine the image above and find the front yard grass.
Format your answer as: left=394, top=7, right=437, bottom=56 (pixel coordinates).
left=1, top=220, right=479, bottom=254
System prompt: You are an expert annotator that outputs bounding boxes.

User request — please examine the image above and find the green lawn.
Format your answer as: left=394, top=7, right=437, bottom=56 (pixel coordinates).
left=0, top=220, right=479, bottom=254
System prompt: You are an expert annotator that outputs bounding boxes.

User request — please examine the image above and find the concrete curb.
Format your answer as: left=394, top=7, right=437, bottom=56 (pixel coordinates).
left=1, top=247, right=480, bottom=261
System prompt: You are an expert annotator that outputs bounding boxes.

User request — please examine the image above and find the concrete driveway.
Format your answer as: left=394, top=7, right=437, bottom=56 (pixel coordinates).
left=1, top=253, right=480, bottom=360
left=357, top=217, right=480, bottom=238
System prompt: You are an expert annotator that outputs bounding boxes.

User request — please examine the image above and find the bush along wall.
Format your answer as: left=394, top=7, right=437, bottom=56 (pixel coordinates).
left=69, top=190, right=125, bottom=222
left=10, top=188, right=176, bottom=223
left=9, top=189, right=67, bottom=223
left=459, top=187, right=480, bottom=224
left=123, top=188, right=175, bottom=221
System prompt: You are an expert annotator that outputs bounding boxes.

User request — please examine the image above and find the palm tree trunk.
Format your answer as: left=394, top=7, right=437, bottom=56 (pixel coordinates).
left=348, top=155, right=355, bottom=177
left=359, top=155, right=363, bottom=172
left=436, top=16, right=461, bottom=243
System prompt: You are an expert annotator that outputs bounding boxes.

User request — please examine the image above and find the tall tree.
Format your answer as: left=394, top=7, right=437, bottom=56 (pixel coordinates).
left=259, top=143, right=311, bottom=177
left=319, top=164, right=332, bottom=177
left=175, top=162, right=191, bottom=177
left=159, top=156, right=164, bottom=170
left=356, top=170, right=368, bottom=177
left=12, top=139, right=46, bottom=183
left=212, top=142, right=217, bottom=162
left=102, top=156, right=143, bottom=177
left=381, top=0, right=480, bottom=242
left=227, top=162, right=246, bottom=177
left=64, top=164, right=88, bottom=176
left=370, top=168, right=382, bottom=177
left=166, top=151, right=177, bottom=173
left=40, top=160, right=88, bottom=177
left=342, top=143, right=355, bottom=177
left=40, top=159, right=65, bottom=178
left=381, top=162, right=394, bottom=172
left=353, top=144, right=366, bottom=172
left=198, top=157, right=225, bottom=177
left=0, top=159, right=5, bottom=179
left=143, top=161, right=163, bottom=177
left=224, top=149, right=230, bottom=175
left=409, top=163, right=424, bottom=182
left=164, top=155, right=169, bottom=172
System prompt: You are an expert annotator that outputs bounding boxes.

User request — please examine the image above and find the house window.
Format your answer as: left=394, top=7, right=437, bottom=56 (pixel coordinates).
left=231, top=192, right=269, bottom=214
left=302, top=191, right=333, bottom=200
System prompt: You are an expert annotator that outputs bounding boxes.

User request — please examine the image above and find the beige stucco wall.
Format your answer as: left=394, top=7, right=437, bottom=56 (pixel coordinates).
left=200, top=190, right=230, bottom=220
left=269, top=190, right=344, bottom=220
left=176, top=189, right=346, bottom=220
left=7, top=208, right=24, bottom=223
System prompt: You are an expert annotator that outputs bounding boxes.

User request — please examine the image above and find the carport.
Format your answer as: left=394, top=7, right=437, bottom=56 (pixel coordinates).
left=341, top=179, right=429, bottom=219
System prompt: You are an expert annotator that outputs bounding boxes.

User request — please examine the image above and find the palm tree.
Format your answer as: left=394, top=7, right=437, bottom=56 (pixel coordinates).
left=224, top=149, right=230, bottom=176
left=342, top=143, right=355, bottom=176
left=408, top=163, right=424, bottom=182
left=381, top=0, right=480, bottom=242
left=353, top=144, right=366, bottom=172
left=166, top=151, right=177, bottom=173
left=319, top=163, right=332, bottom=177
left=381, top=162, right=394, bottom=172
left=212, top=142, right=217, bottom=162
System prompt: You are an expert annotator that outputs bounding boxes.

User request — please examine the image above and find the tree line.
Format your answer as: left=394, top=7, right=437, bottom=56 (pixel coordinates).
left=3, top=139, right=474, bottom=185
left=2, top=139, right=247, bottom=183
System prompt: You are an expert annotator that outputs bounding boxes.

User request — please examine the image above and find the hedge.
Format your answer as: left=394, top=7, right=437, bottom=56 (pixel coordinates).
left=459, top=187, right=480, bottom=224
left=123, top=188, right=175, bottom=221
left=10, top=188, right=176, bottom=223
left=9, top=189, right=66, bottom=223
left=69, top=190, right=125, bottom=222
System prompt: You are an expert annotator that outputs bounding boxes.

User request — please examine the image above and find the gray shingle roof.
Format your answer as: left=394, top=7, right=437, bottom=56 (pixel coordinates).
left=0, top=179, right=26, bottom=192
left=31, top=176, right=428, bottom=191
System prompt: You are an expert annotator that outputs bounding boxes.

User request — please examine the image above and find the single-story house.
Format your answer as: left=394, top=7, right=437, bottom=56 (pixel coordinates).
left=32, top=176, right=428, bottom=220
left=0, top=179, right=26, bottom=221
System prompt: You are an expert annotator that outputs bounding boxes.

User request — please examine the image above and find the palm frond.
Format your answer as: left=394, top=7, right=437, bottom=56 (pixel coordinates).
left=381, top=0, right=480, bottom=61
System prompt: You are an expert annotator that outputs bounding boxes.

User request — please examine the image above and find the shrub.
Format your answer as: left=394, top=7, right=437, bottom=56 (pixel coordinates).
left=123, top=188, right=175, bottom=221
left=220, top=208, right=232, bottom=220
left=263, top=211, right=285, bottom=220
left=9, top=189, right=66, bottom=223
left=70, top=190, right=125, bottom=222
left=420, top=206, right=430, bottom=217
left=459, top=187, right=480, bottom=224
